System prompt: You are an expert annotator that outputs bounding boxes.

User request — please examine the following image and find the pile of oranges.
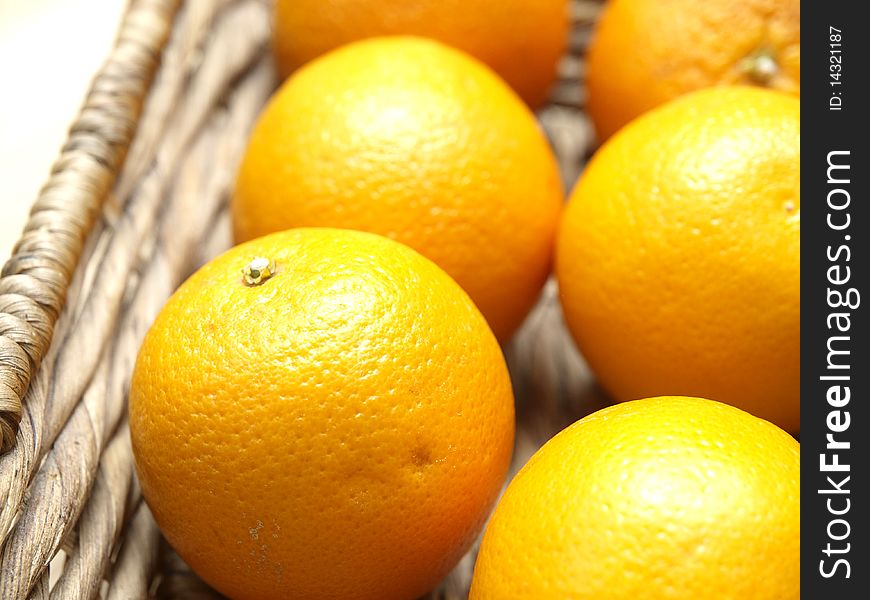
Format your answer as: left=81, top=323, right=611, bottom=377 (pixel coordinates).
left=129, top=1, right=801, bottom=599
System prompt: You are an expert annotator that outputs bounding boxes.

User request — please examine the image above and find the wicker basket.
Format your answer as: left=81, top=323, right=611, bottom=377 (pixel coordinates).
left=0, top=0, right=603, bottom=597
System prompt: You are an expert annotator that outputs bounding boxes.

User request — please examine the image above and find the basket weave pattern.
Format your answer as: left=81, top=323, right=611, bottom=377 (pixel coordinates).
left=0, top=1, right=601, bottom=597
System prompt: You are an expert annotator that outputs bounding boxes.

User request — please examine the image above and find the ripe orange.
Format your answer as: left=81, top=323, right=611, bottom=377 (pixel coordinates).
left=587, top=0, right=800, bottom=139
left=470, top=396, right=800, bottom=599
left=556, top=87, right=800, bottom=432
left=272, top=0, right=568, bottom=108
left=129, top=228, right=515, bottom=600
left=233, top=36, right=564, bottom=342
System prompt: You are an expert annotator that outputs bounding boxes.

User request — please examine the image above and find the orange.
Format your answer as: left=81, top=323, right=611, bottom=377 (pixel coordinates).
left=587, top=0, right=800, bottom=140
left=233, top=36, right=564, bottom=342
left=556, top=87, right=800, bottom=432
left=129, top=228, right=515, bottom=600
left=470, top=396, right=800, bottom=599
left=272, top=0, right=568, bottom=108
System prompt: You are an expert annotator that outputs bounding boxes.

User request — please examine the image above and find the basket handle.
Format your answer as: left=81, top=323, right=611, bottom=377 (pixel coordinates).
left=0, top=0, right=182, bottom=454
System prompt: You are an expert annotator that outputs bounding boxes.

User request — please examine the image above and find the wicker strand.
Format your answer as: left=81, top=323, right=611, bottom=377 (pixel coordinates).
left=114, top=0, right=239, bottom=205
left=0, top=352, right=112, bottom=599
left=89, top=54, right=273, bottom=600
left=0, top=0, right=181, bottom=454
left=0, top=0, right=271, bottom=548
left=0, top=48, right=274, bottom=600
left=105, top=502, right=161, bottom=600
left=83, top=59, right=274, bottom=598
left=0, top=13, right=273, bottom=599
left=62, top=57, right=272, bottom=600
left=155, top=550, right=223, bottom=600
left=112, top=55, right=275, bottom=600
left=27, top=576, right=49, bottom=600
left=38, top=0, right=270, bottom=461
left=48, top=423, right=135, bottom=600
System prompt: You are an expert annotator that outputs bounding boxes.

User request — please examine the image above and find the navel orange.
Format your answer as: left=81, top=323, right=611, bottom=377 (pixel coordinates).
left=129, top=228, right=515, bottom=600
left=470, top=396, right=800, bottom=600
left=587, top=0, right=800, bottom=140
left=272, top=0, right=568, bottom=108
left=233, top=36, right=564, bottom=342
left=556, top=86, right=800, bottom=432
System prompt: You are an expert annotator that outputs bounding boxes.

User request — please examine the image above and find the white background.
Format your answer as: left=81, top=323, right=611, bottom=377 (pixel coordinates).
left=0, top=0, right=127, bottom=259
